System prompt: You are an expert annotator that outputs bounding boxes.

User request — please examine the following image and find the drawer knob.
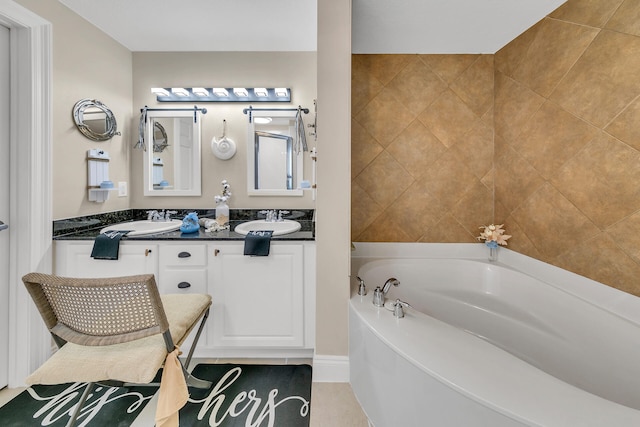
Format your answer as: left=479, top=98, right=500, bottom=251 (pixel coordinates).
left=178, top=282, right=191, bottom=289
left=178, top=251, right=191, bottom=258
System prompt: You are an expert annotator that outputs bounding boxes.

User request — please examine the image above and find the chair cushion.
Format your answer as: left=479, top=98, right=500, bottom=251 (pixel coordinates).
left=26, top=293, right=211, bottom=385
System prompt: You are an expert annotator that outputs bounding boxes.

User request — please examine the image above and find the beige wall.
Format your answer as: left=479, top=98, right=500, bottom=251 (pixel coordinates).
left=352, top=0, right=640, bottom=298
left=132, top=52, right=316, bottom=210
left=16, top=0, right=133, bottom=220
left=495, top=0, right=640, bottom=296
left=316, top=0, right=352, bottom=356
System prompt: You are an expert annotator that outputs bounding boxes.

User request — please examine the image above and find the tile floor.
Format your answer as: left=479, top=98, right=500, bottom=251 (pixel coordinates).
left=0, top=358, right=371, bottom=427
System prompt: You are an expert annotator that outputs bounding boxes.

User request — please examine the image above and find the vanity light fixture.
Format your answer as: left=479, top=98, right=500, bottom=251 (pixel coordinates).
left=254, top=117, right=273, bottom=124
left=151, top=88, right=171, bottom=97
left=192, top=87, right=210, bottom=97
left=233, top=88, right=249, bottom=97
left=171, top=87, right=190, bottom=97
left=254, top=88, right=269, bottom=97
left=150, top=87, right=291, bottom=103
left=213, top=88, right=229, bottom=97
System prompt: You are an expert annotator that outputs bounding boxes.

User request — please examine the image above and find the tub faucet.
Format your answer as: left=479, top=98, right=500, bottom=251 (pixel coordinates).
left=382, top=277, right=400, bottom=294
left=373, top=277, right=400, bottom=307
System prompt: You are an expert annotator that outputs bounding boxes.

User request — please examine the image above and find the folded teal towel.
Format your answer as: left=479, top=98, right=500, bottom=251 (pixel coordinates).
left=244, top=230, right=273, bottom=256
left=90, top=230, right=130, bottom=260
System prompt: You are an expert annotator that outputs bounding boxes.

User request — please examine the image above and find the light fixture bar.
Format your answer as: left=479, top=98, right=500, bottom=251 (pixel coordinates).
left=152, top=87, right=291, bottom=103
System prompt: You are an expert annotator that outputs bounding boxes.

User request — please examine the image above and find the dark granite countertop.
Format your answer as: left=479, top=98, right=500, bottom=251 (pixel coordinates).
left=53, top=209, right=315, bottom=242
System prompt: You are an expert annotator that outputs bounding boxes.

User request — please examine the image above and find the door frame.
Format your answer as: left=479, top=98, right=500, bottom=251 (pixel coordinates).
left=0, top=1, right=52, bottom=388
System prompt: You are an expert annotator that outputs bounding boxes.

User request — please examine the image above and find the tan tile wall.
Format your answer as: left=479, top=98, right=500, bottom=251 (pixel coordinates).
left=352, top=0, right=640, bottom=296
left=351, top=54, right=495, bottom=243
left=496, top=0, right=640, bottom=296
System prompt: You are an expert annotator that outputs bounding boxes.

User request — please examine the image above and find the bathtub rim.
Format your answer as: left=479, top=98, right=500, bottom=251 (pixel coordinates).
left=351, top=242, right=640, bottom=328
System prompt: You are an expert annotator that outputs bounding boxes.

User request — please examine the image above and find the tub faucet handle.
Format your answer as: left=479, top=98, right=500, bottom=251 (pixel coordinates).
left=357, top=276, right=367, bottom=296
left=393, top=299, right=410, bottom=318
left=372, top=286, right=384, bottom=307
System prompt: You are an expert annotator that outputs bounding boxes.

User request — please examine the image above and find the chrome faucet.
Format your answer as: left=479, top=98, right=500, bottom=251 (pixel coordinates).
left=260, top=209, right=289, bottom=222
left=260, top=210, right=276, bottom=222
left=147, top=209, right=175, bottom=221
left=373, top=277, right=400, bottom=307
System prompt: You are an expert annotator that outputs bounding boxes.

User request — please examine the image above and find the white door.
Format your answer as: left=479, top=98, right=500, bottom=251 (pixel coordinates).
left=0, top=23, right=10, bottom=389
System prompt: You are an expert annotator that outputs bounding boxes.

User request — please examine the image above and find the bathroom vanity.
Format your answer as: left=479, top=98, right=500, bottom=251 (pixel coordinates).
left=53, top=210, right=316, bottom=358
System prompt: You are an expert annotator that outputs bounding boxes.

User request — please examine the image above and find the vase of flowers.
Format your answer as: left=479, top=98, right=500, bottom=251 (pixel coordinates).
left=215, top=179, right=231, bottom=227
left=477, top=224, right=511, bottom=262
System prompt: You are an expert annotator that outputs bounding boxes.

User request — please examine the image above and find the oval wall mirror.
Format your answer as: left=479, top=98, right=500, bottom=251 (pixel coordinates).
left=72, top=98, right=120, bottom=141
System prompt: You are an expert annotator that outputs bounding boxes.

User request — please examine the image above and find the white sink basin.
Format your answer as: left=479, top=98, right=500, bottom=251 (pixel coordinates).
left=100, top=219, right=182, bottom=236
left=234, top=219, right=301, bottom=236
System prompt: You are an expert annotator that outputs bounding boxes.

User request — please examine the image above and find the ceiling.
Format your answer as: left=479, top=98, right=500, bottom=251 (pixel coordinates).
left=58, top=0, right=566, bottom=54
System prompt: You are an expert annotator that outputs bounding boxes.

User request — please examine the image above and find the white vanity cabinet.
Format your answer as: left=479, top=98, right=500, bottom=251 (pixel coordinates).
left=209, top=242, right=308, bottom=349
left=54, top=239, right=315, bottom=357
left=54, top=241, right=158, bottom=277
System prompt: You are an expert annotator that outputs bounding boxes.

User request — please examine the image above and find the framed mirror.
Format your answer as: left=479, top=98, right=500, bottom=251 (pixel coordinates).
left=72, top=99, right=120, bottom=141
left=143, top=110, right=202, bottom=196
left=247, top=112, right=304, bottom=196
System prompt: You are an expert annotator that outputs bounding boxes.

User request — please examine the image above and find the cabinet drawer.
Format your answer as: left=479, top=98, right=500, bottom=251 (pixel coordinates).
left=160, top=244, right=207, bottom=267
left=160, top=269, right=208, bottom=294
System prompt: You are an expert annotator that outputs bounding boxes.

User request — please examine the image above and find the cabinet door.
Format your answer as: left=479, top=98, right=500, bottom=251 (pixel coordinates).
left=211, top=243, right=304, bottom=348
left=55, top=242, right=158, bottom=278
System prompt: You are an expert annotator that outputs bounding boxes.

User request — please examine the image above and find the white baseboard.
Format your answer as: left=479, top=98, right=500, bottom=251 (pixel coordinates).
left=312, top=354, right=349, bottom=382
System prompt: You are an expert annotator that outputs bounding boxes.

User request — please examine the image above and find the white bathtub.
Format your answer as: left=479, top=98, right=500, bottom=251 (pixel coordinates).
left=350, top=243, right=640, bottom=426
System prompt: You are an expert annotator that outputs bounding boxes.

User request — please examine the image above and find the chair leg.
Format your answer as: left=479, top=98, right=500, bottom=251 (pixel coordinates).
left=183, top=308, right=209, bottom=370
left=181, top=308, right=213, bottom=388
left=66, top=382, right=95, bottom=427
left=181, top=363, right=212, bottom=389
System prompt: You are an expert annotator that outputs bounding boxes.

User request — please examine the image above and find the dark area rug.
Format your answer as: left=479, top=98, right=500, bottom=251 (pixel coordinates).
left=181, top=364, right=313, bottom=427
left=0, top=364, right=313, bottom=427
left=0, top=381, right=158, bottom=427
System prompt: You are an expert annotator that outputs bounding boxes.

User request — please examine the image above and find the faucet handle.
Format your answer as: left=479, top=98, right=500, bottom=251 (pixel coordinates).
left=393, top=299, right=410, bottom=318
left=165, top=210, right=178, bottom=220
left=277, top=210, right=290, bottom=221
left=357, top=276, right=367, bottom=296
